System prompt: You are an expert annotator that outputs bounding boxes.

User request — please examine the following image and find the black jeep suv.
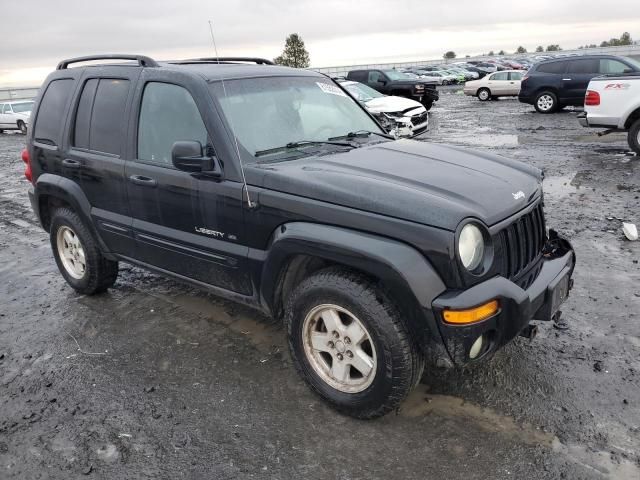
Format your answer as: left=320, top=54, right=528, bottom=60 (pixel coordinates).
left=519, top=54, right=640, bottom=113
left=23, top=54, right=574, bottom=418
left=346, top=69, right=439, bottom=110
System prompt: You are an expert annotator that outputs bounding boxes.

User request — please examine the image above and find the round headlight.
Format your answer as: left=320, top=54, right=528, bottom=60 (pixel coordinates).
left=458, top=224, right=485, bottom=271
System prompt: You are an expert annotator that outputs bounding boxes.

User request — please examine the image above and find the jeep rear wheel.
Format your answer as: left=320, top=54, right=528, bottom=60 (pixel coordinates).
left=535, top=91, right=558, bottom=113
left=285, top=268, right=423, bottom=419
left=50, top=207, right=118, bottom=294
left=477, top=88, right=491, bottom=101
left=17, top=121, right=27, bottom=135
left=628, top=118, right=640, bottom=155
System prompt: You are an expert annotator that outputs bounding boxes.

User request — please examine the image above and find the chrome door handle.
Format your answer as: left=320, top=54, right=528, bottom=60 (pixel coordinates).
left=562, top=78, right=572, bottom=81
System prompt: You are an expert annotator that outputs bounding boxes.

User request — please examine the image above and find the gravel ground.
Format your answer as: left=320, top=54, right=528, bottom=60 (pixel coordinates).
left=0, top=91, right=639, bottom=479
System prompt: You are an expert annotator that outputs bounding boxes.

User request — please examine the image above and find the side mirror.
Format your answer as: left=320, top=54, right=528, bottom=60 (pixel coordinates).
left=623, top=68, right=633, bottom=74
left=378, top=79, right=387, bottom=86
left=171, top=140, right=220, bottom=177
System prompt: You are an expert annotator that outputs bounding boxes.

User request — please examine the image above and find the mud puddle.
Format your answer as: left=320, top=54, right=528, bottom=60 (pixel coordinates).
left=400, top=385, right=553, bottom=446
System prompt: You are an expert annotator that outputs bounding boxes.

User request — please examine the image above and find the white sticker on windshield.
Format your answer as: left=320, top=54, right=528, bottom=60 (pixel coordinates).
left=316, top=82, right=347, bottom=97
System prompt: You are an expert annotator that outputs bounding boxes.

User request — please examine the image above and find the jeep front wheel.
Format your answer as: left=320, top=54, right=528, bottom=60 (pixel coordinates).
left=285, top=268, right=423, bottom=419
left=50, top=207, right=118, bottom=294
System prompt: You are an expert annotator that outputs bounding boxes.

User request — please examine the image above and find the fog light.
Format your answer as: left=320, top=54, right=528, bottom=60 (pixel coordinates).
left=469, top=335, right=485, bottom=359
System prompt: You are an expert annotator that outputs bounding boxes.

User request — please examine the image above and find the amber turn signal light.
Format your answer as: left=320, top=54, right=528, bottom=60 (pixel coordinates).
left=443, top=300, right=499, bottom=325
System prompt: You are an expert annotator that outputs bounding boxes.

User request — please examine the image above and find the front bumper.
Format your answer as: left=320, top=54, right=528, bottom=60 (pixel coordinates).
left=431, top=233, right=575, bottom=366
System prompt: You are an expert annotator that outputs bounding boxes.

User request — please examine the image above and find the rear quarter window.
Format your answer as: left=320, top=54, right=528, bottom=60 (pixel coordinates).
left=536, top=61, right=567, bottom=74
left=33, top=79, right=74, bottom=144
left=73, top=78, right=130, bottom=156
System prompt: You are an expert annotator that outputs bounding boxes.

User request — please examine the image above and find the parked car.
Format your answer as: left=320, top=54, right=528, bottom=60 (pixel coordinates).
left=0, top=100, right=34, bottom=134
left=578, top=74, right=640, bottom=154
left=519, top=55, right=640, bottom=113
left=24, top=54, right=575, bottom=419
left=346, top=69, right=439, bottom=110
left=464, top=70, right=524, bottom=101
left=411, top=70, right=449, bottom=85
left=339, top=80, right=428, bottom=137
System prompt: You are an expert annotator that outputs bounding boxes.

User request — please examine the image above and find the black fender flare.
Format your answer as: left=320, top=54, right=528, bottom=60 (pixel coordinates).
left=34, top=174, right=113, bottom=257
left=260, top=221, right=446, bottom=318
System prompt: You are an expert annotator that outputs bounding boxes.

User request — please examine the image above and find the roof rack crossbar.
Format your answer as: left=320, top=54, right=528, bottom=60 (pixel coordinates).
left=56, top=54, right=159, bottom=70
left=187, top=57, right=275, bottom=65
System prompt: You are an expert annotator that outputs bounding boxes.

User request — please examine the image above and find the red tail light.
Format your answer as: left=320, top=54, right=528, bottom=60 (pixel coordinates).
left=21, top=148, right=33, bottom=183
left=585, top=90, right=600, bottom=106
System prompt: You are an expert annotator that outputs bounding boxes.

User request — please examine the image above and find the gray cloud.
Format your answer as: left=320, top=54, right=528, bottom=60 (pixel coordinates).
left=1, top=0, right=638, bottom=70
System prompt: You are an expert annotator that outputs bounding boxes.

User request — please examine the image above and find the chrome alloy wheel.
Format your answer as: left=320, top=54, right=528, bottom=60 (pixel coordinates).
left=56, top=226, right=86, bottom=279
left=302, top=304, right=377, bottom=393
left=537, top=94, right=554, bottom=112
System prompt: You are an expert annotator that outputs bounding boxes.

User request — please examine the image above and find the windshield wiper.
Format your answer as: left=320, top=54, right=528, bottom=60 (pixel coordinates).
left=328, top=130, right=393, bottom=141
left=255, top=140, right=357, bottom=157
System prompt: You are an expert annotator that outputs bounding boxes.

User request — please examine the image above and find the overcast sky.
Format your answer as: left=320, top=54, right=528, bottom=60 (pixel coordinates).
left=1, top=0, right=638, bottom=86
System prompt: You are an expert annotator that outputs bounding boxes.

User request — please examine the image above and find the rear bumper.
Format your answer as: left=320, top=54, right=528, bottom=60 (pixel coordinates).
left=431, top=232, right=575, bottom=366
left=577, top=112, right=622, bottom=130
left=518, top=92, right=535, bottom=105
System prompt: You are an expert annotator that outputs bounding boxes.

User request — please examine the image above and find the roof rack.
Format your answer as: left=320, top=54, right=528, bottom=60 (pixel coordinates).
left=177, top=57, right=275, bottom=65
left=57, top=54, right=159, bottom=70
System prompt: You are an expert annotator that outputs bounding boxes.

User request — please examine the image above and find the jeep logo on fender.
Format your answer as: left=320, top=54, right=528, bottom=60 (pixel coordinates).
left=195, top=227, right=225, bottom=239
left=512, top=191, right=525, bottom=200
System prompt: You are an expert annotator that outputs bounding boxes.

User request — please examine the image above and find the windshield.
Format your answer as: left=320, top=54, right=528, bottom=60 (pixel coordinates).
left=11, top=102, right=33, bottom=113
left=382, top=70, right=411, bottom=80
left=212, top=76, right=383, bottom=159
left=342, top=82, right=385, bottom=102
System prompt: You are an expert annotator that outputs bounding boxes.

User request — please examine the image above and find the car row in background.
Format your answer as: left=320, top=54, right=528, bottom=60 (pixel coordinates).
left=0, top=99, right=33, bottom=134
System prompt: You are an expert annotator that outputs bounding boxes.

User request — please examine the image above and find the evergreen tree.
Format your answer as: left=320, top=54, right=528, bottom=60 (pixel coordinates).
left=274, top=33, right=310, bottom=68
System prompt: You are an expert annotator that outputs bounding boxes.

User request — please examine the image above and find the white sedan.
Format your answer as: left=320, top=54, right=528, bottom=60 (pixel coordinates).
left=339, top=80, right=428, bottom=137
left=463, top=70, right=523, bottom=101
left=0, top=100, right=34, bottom=134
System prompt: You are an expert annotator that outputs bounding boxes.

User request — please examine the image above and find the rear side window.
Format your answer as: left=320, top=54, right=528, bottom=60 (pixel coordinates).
left=137, top=82, right=208, bottom=166
left=509, top=72, right=523, bottom=80
left=536, top=61, right=567, bottom=74
left=599, top=59, right=630, bottom=74
left=567, top=58, right=599, bottom=74
left=2, top=104, right=11, bottom=114
left=33, top=79, right=74, bottom=143
left=73, top=78, right=130, bottom=156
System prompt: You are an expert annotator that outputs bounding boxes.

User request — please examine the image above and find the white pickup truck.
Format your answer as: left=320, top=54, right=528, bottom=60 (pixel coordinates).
left=577, top=74, right=640, bottom=154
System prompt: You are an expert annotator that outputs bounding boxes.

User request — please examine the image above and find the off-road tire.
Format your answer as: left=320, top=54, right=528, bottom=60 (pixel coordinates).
left=477, top=88, right=491, bottom=101
left=285, top=267, right=424, bottom=419
left=628, top=118, right=640, bottom=155
left=50, top=207, right=118, bottom=294
left=534, top=91, right=558, bottom=113
left=423, top=101, right=433, bottom=111
left=17, top=121, right=27, bottom=135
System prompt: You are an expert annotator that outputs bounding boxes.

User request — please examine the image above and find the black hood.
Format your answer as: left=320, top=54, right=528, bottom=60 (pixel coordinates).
left=248, top=139, right=542, bottom=231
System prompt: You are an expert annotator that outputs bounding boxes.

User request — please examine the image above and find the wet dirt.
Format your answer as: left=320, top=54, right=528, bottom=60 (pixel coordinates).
left=1, top=91, right=639, bottom=479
